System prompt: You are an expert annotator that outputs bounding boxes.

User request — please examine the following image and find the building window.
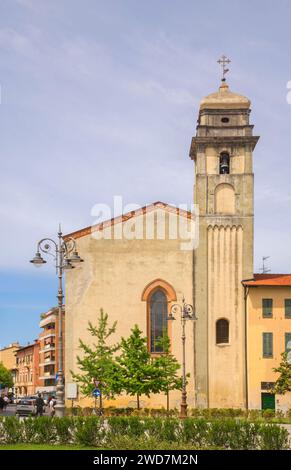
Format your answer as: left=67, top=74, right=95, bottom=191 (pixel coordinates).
left=261, top=382, right=275, bottom=391
left=262, top=299, right=273, bottom=318
left=285, top=333, right=291, bottom=352
left=219, top=152, right=230, bottom=174
left=216, top=319, right=229, bottom=344
left=285, top=299, right=291, bottom=319
left=263, top=332, right=273, bottom=358
left=149, top=289, right=168, bottom=353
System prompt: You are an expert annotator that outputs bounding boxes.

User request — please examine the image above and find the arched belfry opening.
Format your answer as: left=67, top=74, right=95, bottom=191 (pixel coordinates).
left=219, top=152, right=230, bottom=174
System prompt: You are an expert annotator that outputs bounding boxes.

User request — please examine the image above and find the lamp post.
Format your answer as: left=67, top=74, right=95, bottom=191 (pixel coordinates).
left=167, top=298, right=197, bottom=418
left=30, top=225, right=83, bottom=417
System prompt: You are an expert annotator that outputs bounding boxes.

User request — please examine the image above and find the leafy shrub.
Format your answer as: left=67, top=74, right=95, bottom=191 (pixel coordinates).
left=248, top=409, right=261, bottom=421
left=236, top=421, right=261, bottom=450
left=275, top=410, right=285, bottom=422
left=54, top=416, right=73, bottom=444
left=161, top=418, right=180, bottom=442
left=107, top=416, right=146, bottom=439
left=75, top=416, right=104, bottom=446
left=0, top=416, right=23, bottom=444
left=0, top=416, right=288, bottom=449
left=182, top=418, right=208, bottom=447
left=262, top=409, right=275, bottom=420
left=208, top=419, right=238, bottom=449
left=22, top=417, right=37, bottom=443
left=259, top=424, right=289, bottom=450
left=208, top=419, right=261, bottom=450
left=28, top=416, right=57, bottom=444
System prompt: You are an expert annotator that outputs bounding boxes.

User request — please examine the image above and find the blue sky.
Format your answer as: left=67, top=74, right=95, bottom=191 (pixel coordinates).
left=1, top=0, right=291, bottom=346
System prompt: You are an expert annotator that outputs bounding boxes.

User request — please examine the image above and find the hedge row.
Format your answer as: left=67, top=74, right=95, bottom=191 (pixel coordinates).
left=0, top=416, right=289, bottom=449
left=67, top=406, right=291, bottom=421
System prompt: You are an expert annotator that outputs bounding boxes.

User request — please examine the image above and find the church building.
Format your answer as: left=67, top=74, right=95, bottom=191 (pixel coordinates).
left=64, top=75, right=291, bottom=411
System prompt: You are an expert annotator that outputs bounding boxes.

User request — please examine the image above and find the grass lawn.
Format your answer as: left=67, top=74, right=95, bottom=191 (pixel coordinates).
left=0, top=444, right=101, bottom=450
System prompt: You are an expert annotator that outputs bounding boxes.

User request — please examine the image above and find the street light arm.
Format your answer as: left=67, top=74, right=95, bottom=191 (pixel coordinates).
left=183, top=302, right=194, bottom=319
left=170, top=303, right=183, bottom=317
left=62, top=237, right=77, bottom=257
left=37, top=238, right=58, bottom=258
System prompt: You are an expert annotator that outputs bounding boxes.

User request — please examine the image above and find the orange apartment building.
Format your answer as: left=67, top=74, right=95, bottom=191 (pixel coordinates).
left=11, top=307, right=65, bottom=397
left=36, top=307, right=65, bottom=396
left=243, top=274, right=291, bottom=412
left=14, top=341, right=40, bottom=396
left=0, top=342, right=20, bottom=394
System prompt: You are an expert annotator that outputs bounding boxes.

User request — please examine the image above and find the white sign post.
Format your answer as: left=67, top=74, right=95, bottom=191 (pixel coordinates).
left=66, top=383, right=78, bottom=412
left=67, top=383, right=78, bottom=399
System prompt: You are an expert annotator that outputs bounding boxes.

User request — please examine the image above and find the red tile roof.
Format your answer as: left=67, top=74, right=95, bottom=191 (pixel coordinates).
left=242, top=274, right=291, bottom=287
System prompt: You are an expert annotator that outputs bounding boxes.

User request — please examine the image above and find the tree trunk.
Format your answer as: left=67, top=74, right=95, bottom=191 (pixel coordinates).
left=137, top=394, right=140, bottom=410
left=166, top=391, right=169, bottom=413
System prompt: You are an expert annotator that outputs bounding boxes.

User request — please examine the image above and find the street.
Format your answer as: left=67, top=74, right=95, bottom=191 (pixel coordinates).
left=0, top=404, right=16, bottom=416
left=0, top=404, right=49, bottom=417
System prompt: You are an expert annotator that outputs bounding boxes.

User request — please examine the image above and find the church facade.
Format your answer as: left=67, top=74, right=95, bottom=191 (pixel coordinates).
left=64, top=79, right=291, bottom=410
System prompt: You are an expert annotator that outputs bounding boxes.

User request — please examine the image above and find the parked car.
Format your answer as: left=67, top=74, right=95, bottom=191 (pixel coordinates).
left=16, top=398, right=36, bottom=417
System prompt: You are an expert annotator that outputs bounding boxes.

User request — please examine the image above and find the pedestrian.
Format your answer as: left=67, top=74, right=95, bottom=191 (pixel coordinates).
left=0, top=396, right=4, bottom=413
left=49, top=397, right=55, bottom=417
left=3, top=395, right=9, bottom=410
left=35, top=393, right=45, bottom=417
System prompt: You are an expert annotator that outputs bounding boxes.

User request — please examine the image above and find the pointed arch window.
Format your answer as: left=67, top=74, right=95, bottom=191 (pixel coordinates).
left=149, top=289, right=168, bottom=353
left=216, top=318, right=229, bottom=344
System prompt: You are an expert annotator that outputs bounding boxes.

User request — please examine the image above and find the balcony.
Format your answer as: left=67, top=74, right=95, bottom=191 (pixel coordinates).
left=39, top=330, right=56, bottom=340
left=39, top=372, right=55, bottom=380
left=39, top=344, right=56, bottom=354
left=39, top=314, right=56, bottom=328
left=36, top=386, right=56, bottom=393
left=39, top=358, right=56, bottom=367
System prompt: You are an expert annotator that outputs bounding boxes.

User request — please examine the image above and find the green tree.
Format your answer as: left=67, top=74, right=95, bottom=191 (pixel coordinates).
left=117, top=325, right=161, bottom=409
left=272, top=352, right=291, bottom=394
left=154, top=335, right=183, bottom=411
left=0, top=362, right=13, bottom=389
left=71, top=309, right=121, bottom=410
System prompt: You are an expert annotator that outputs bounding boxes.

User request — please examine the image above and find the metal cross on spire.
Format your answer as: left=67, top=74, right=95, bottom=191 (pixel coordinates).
left=217, top=55, right=231, bottom=80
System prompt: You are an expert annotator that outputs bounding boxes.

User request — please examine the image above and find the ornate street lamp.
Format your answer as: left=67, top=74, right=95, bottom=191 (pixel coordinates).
left=30, top=225, right=83, bottom=417
left=167, top=298, right=197, bottom=418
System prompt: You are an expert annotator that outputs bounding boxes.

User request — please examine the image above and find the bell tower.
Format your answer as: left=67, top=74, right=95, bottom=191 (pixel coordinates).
left=190, top=69, right=259, bottom=408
